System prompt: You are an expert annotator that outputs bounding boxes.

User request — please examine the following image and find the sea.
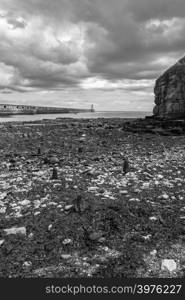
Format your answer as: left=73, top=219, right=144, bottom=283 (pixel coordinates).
left=0, top=111, right=152, bottom=123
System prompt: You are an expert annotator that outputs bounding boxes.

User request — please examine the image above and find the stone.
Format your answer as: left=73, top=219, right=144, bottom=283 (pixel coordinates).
left=50, top=156, right=59, bottom=164
left=61, top=254, right=71, bottom=260
left=129, top=198, right=140, bottom=202
left=33, top=265, right=58, bottom=276
left=37, top=148, right=41, bottom=155
left=133, top=189, right=140, bottom=193
left=34, top=211, right=40, bottom=216
left=34, top=200, right=41, bottom=208
left=0, top=207, right=6, bottom=214
left=4, top=226, right=26, bottom=236
left=62, top=238, right=72, bottom=245
left=123, top=159, right=129, bottom=174
left=28, top=232, right=34, bottom=239
left=51, top=167, right=58, bottom=180
left=22, top=261, right=32, bottom=268
left=142, top=234, right=151, bottom=240
left=98, top=237, right=106, bottom=243
left=149, top=216, right=158, bottom=221
left=20, top=200, right=31, bottom=206
left=43, top=157, right=50, bottom=164
left=64, top=205, right=74, bottom=211
left=89, top=232, right=103, bottom=241
left=48, top=224, right=53, bottom=231
left=153, top=56, right=185, bottom=118
left=161, top=259, right=177, bottom=272
left=161, top=193, right=169, bottom=200
left=150, top=250, right=157, bottom=256
left=0, top=240, right=4, bottom=246
left=120, top=190, right=128, bottom=195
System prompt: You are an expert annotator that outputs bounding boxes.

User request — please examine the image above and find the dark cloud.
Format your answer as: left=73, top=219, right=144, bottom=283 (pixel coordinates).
left=127, top=0, right=185, bottom=21
left=7, top=16, right=27, bottom=28
left=0, top=0, right=185, bottom=96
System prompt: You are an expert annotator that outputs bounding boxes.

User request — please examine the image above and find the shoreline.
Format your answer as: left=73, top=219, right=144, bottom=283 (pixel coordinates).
left=0, top=117, right=185, bottom=278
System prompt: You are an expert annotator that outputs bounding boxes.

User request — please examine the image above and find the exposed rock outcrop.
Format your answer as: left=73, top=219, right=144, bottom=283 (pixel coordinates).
left=153, top=56, right=185, bottom=119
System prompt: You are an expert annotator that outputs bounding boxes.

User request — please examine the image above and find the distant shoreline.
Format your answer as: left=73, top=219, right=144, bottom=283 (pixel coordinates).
left=0, top=111, right=152, bottom=123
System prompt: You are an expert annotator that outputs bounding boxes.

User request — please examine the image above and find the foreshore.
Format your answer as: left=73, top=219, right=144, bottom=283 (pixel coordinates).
left=0, top=117, right=185, bottom=277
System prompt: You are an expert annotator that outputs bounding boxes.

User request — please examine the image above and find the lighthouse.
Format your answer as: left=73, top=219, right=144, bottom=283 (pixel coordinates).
left=91, top=104, right=95, bottom=112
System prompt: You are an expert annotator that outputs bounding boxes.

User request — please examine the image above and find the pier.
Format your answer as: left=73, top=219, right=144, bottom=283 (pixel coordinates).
left=0, top=104, right=94, bottom=116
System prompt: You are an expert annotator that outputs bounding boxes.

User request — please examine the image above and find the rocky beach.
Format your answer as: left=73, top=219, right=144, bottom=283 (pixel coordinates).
left=0, top=117, right=185, bottom=278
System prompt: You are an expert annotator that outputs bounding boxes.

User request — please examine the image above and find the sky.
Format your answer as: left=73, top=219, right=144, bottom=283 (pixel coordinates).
left=0, top=0, right=185, bottom=111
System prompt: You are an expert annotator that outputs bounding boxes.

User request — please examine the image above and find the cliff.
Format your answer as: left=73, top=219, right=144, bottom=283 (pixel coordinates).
left=153, top=56, right=185, bottom=119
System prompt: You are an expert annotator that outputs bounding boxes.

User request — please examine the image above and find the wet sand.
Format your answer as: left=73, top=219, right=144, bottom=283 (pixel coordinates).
left=0, top=118, right=185, bottom=277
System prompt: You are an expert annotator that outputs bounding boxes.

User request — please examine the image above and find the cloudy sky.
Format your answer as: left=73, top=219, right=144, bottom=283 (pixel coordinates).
left=0, top=0, right=185, bottom=111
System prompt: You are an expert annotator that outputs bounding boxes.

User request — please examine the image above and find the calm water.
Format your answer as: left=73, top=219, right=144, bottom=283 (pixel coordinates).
left=0, top=111, right=152, bottom=123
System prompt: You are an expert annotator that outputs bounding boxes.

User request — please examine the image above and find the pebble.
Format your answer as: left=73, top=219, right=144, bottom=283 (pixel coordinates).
left=180, top=207, right=185, bottom=211
left=34, top=200, right=41, bottom=208
left=161, top=194, right=169, bottom=200
left=157, top=174, right=164, bottom=179
left=28, top=232, right=34, bottom=239
left=48, top=224, right=53, bottom=230
left=98, top=237, right=106, bottom=243
left=161, top=259, right=177, bottom=272
left=22, top=261, right=32, bottom=268
left=89, top=232, right=103, bottom=241
left=64, top=205, right=74, bottom=211
left=20, top=200, right=31, bottom=206
left=34, top=212, right=40, bottom=216
left=62, top=238, right=72, bottom=245
left=0, top=207, right=6, bottom=213
left=129, top=198, right=140, bottom=202
left=149, top=216, right=158, bottom=221
left=0, top=192, right=7, bottom=200
left=133, top=189, right=140, bottom=193
left=50, top=156, right=59, bottom=164
left=154, top=180, right=160, bottom=185
left=4, top=226, right=26, bottom=236
left=0, top=240, right=5, bottom=246
left=142, top=182, right=150, bottom=189
left=48, top=202, right=57, bottom=206
left=150, top=250, right=157, bottom=256
left=142, top=234, right=151, bottom=240
left=61, top=254, right=72, bottom=260
left=120, top=190, right=128, bottom=195
left=88, top=187, right=98, bottom=191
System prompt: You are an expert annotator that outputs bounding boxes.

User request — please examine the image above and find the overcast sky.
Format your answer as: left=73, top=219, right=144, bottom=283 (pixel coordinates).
left=0, top=0, right=185, bottom=111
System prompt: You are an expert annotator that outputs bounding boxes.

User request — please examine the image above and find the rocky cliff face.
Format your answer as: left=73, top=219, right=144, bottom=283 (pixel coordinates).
left=153, top=57, right=185, bottom=118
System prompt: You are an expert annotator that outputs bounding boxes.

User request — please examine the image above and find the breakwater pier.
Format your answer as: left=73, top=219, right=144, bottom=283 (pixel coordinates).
left=0, top=103, right=94, bottom=116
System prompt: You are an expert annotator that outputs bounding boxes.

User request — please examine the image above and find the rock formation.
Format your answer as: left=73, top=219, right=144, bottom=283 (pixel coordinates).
left=153, top=56, right=185, bottom=118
